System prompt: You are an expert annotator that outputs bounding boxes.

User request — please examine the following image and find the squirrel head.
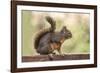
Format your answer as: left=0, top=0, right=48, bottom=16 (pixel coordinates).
left=60, top=26, right=72, bottom=39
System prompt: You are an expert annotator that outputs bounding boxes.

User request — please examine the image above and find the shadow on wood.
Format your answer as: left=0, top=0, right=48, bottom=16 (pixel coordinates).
left=22, top=54, right=90, bottom=62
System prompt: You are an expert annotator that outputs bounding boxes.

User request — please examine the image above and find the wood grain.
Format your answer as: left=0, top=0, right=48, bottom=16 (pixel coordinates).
left=22, top=54, right=90, bottom=62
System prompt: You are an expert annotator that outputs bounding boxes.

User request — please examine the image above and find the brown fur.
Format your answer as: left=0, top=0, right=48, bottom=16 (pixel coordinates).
left=34, top=28, right=51, bottom=49
left=34, top=16, right=72, bottom=55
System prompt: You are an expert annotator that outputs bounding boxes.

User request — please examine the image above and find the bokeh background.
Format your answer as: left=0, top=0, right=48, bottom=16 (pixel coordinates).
left=22, top=10, right=90, bottom=56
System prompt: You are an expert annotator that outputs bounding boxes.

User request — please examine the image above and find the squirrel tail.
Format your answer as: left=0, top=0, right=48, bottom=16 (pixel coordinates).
left=34, top=16, right=56, bottom=50
left=45, top=16, right=56, bottom=32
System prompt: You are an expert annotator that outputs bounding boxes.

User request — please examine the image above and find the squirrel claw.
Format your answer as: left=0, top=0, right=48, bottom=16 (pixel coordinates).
left=61, top=54, right=65, bottom=56
left=52, top=52, right=56, bottom=55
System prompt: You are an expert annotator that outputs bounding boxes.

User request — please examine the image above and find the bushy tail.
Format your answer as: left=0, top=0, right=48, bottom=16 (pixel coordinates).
left=45, top=16, right=56, bottom=32
left=34, top=16, right=56, bottom=49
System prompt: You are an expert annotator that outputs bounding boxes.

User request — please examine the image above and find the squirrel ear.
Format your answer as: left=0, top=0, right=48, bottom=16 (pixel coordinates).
left=63, top=26, right=67, bottom=29
left=61, top=26, right=66, bottom=32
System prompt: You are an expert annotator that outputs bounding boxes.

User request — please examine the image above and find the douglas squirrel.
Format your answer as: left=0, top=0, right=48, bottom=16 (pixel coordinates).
left=34, top=16, right=72, bottom=60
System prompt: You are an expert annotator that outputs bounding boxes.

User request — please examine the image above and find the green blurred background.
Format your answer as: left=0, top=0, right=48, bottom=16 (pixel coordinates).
left=22, top=10, right=90, bottom=56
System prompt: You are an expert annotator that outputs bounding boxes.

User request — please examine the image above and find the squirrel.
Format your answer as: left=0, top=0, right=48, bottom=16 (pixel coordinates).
left=34, top=16, right=72, bottom=60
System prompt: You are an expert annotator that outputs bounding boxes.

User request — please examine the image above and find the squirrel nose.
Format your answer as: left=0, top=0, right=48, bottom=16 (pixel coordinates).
left=70, top=33, right=72, bottom=38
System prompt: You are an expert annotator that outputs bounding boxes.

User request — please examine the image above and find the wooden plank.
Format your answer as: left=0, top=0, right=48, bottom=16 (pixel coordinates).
left=22, top=54, right=90, bottom=62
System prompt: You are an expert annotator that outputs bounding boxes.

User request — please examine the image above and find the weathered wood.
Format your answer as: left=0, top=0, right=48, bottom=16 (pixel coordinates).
left=22, top=54, right=90, bottom=62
